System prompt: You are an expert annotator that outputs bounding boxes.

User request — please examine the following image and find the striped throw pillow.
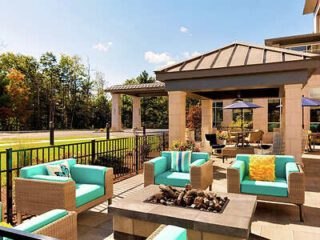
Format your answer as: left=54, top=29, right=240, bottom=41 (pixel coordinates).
left=170, top=151, right=192, bottom=173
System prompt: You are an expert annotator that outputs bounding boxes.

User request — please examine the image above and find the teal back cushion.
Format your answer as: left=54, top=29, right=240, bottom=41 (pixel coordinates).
left=236, top=154, right=295, bottom=178
left=162, top=151, right=209, bottom=168
left=21, top=159, right=77, bottom=178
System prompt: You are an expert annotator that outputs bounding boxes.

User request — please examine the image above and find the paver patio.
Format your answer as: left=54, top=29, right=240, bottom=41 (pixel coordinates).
left=77, top=156, right=320, bottom=240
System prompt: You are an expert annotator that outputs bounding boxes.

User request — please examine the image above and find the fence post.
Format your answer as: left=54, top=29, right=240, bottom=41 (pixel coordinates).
left=135, top=135, right=139, bottom=173
left=106, top=123, right=110, bottom=140
left=6, top=148, right=13, bottom=224
left=91, top=140, right=96, bottom=163
left=49, top=121, right=54, bottom=146
left=143, top=125, right=146, bottom=136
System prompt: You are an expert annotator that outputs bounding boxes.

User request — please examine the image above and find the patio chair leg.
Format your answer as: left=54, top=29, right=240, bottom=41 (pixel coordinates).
left=17, top=212, right=22, bottom=224
left=108, top=198, right=112, bottom=205
left=209, top=185, right=212, bottom=191
left=298, top=204, right=304, bottom=222
left=222, top=156, right=225, bottom=163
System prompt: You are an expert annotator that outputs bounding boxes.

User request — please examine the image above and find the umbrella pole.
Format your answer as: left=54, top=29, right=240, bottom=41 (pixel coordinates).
left=241, top=109, right=244, bottom=147
left=302, top=106, right=305, bottom=129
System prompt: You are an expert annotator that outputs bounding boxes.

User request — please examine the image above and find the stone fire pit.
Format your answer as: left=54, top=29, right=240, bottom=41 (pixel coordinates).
left=109, top=185, right=257, bottom=240
left=145, top=184, right=229, bottom=213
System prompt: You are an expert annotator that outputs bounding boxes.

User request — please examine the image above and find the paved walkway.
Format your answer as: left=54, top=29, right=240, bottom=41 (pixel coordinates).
left=77, top=157, right=320, bottom=240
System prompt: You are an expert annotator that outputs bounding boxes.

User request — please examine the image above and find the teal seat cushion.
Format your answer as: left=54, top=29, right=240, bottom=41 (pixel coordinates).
left=154, top=225, right=187, bottom=240
left=20, top=159, right=77, bottom=178
left=149, top=156, right=170, bottom=176
left=155, top=171, right=190, bottom=187
left=236, top=154, right=295, bottom=179
left=14, top=209, right=67, bottom=232
left=241, top=176, right=288, bottom=197
left=71, top=164, right=107, bottom=186
left=76, top=183, right=104, bottom=207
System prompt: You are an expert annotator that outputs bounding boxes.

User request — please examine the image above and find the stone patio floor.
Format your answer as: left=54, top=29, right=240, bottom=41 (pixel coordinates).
left=77, top=157, right=320, bottom=240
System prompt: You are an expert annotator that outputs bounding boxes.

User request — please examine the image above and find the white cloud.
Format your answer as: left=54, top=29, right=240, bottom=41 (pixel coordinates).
left=144, top=51, right=175, bottom=65
left=182, top=51, right=201, bottom=58
left=0, top=40, right=7, bottom=52
left=93, top=42, right=113, bottom=52
left=180, top=26, right=189, bottom=33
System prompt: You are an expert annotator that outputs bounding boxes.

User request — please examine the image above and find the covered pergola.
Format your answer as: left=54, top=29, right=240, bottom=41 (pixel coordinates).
left=106, top=41, right=320, bottom=163
left=105, top=82, right=167, bottom=131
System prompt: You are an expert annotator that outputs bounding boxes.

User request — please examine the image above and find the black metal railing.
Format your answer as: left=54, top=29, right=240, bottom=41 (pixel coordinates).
left=0, top=132, right=168, bottom=224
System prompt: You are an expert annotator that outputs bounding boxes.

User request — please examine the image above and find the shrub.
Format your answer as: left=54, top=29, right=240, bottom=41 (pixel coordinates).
left=169, top=140, right=200, bottom=152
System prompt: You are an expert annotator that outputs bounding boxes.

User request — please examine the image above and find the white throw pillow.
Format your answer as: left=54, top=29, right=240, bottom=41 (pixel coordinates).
left=46, top=161, right=71, bottom=177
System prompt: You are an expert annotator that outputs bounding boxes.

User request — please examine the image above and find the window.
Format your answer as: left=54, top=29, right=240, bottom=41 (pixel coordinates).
left=310, top=106, right=320, bottom=132
left=232, top=99, right=253, bottom=128
left=268, top=99, right=281, bottom=132
left=212, top=101, right=223, bottom=127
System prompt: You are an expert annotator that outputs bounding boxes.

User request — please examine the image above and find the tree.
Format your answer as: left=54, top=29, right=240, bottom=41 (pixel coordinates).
left=186, top=104, right=201, bottom=130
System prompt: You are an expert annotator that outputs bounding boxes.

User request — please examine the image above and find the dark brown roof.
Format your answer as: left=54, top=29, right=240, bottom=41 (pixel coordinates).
left=265, top=33, right=320, bottom=47
left=303, top=0, right=317, bottom=14
left=105, top=82, right=166, bottom=97
left=155, top=42, right=317, bottom=73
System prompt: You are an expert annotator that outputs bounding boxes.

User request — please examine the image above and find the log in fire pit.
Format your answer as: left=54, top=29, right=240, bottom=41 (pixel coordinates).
left=144, top=184, right=229, bottom=213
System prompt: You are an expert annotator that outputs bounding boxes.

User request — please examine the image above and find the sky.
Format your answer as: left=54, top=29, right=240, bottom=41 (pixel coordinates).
left=0, top=0, right=314, bottom=86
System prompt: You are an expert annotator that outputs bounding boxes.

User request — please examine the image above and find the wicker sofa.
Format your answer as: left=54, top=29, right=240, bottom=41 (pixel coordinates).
left=227, top=154, right=305, bottom=221
left=15, top=158, right=113, bottom=223
left=144, top=151, right=213, bottom=190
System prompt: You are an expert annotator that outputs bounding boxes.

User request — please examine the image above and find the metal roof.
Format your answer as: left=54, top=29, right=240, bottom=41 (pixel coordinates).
left=155, top=42, right=318, bottom=73
left=303, top=0, right=317, bottom=14
left=105, top=81, right=166, bottom=97
left=265, top=32, right=320, bottom=47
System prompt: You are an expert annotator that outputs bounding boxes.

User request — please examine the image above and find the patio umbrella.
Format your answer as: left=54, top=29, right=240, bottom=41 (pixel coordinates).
left=224, top=101, right=262, bottom=147
left=277, top=97, right=320, bottom=129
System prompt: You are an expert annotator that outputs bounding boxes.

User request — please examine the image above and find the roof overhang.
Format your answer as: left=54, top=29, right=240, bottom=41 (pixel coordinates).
left=105, top=82, right=167, bottom=97
left=265, top=32, right=320, bottom=47
left=304, top=0, right=318, bottom=14
left=155, top=58, right=320, bottom=82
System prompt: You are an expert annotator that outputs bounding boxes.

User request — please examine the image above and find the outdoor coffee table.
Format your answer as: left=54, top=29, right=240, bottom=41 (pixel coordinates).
left=109, top=185, right=257, bottom=240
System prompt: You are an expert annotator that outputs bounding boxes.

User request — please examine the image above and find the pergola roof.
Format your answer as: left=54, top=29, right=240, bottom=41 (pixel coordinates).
left=156, top=42, right=317, bottom=74
left=303, top=0, right=317, bottom=14
left=105, top=81, right=166, bottom=97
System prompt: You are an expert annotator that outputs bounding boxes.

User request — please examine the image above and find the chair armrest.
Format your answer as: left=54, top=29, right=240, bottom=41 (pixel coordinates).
left=227, top=161, right=245, bottom=194
left=15, top=178, right=76, bottom=216
left=288, top=164, right=305, bottom=204
left=286, top=162, right=299, bottom=180
left=190, top=159, right=206, bottom=167
left=190, top=160, right=213, bottom=190
left=71, top=164, right=108, bottom=186
left=30, top=175, right=72, bottom=182
left=34, top=211, right=77, bottom=240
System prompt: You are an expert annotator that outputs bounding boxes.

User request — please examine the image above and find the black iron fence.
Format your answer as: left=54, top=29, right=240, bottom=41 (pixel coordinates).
left=0, top=132, right=168, bottom=224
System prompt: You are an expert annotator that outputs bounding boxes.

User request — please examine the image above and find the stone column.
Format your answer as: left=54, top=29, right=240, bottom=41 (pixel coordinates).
left=111, top=93, right=122, bottom=131
left=168, top=91, right=186, bottom=146
left=223, top=99, right=233, bottom=127
left=132, top=96, right=141, bottom=129
left=253, top=98, right=268, bottom=132
left=284, top=84, right=303, bottom=163
left=201, top=99, right=213, bottom=145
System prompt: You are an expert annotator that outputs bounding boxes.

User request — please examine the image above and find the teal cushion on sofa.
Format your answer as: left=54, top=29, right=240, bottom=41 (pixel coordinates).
left=241, top=176, right=288, bottom=197
left=286, top=162, right=299, bottom=180
left=14, top=209, right=67, bottom=232
left=149, top=156, right=169, bottom=176
left=155, top=171, right=190, bottom=187
left=75, top=183, right=104, bottom=207
left=154, top=225, right=187, bottom=240
left=236, top=154, right=295, bottom=179
left=71, top=164, right=107, bottom=186
left=20, top=159, right=77, bottom=178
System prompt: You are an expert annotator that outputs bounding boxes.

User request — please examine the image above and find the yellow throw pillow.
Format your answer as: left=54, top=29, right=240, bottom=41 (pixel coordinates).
left=249, top=155, right=276, bottom=181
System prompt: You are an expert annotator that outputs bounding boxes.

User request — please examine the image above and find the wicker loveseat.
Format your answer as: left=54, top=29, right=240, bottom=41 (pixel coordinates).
left=144, top=151, right=213, bottom=190
left=227, top=154, right=305, bottom=221
left=147, top=225, right=187, bottom=240
left=15, top=158, right=113, bottom=223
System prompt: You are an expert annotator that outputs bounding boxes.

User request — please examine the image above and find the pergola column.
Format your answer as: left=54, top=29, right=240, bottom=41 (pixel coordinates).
left=132, top=96, right=141, bottom=129
left=168, top=91, right=186, bottom=146
left=201, top=99, right=213, bottom=144
left=284, top=84, right=303, bottom=163
left=111, top=93, right=122, bottom=131
left=253, top=98, right=268, bottom=133
left=223, top=100, right=233, bottom=126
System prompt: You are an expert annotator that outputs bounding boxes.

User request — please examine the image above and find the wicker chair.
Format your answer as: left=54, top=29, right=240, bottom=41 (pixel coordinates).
left=245, top=130, right=264, bottom=146
left=227, top=154, right=305, bottom=221
left=15, top=159, right=113, bottom=223
left=144, top=151, right=213, bottom=190
left=147, top=225, right=187, bottom=240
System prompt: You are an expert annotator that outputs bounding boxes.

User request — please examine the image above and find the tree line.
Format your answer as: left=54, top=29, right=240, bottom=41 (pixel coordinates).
left=0, top=52, right=170, bottom=131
